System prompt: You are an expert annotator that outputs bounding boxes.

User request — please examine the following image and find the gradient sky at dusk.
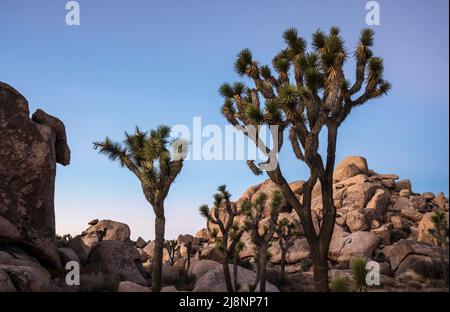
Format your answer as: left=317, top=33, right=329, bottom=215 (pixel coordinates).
left=1, top=0, right=448, bottom=240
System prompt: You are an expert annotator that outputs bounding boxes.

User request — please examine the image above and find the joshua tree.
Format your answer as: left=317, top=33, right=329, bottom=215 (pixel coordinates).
left=241, top=191, right=281, bottom=292
left=199, top=185, right=246, bottom=292
left=185, top=241, right=193, bottom=271
left=219, top=27, right=390, bottom=291
left=275, top=217, right=298, bottom=283
left=93, top=125, right=188, bottom=292
left=429, top=211, right=449, bottom=286
left=164, top=239, right=179, bottom=266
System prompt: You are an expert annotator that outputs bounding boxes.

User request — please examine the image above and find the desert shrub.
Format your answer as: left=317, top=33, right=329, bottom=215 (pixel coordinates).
left=330, top=277, right=351, bottom=292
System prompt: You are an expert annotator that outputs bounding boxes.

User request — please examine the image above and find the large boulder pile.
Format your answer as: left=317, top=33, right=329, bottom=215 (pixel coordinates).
left=195, top=155, right=449, bottom=291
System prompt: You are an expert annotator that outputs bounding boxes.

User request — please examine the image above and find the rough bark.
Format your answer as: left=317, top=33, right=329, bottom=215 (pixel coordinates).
left=151, top=203, right=165, bottom=292
left=233, top=250, right=239, bottom=291
left=280, top=245, right=287, bottom=283
left=259, top=244, right=268, bottom=292
left=222, top=256, right=233, bottom=292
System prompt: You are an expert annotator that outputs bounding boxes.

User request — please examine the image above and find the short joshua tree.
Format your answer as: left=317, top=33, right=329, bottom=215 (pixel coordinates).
left=93, top=125, right=188, bottom=292
left=164, top=239, right=179, bottom=266
left=199, top=185, right=246, bottom=292
left=275, top=217, right=298, bottom=283
left=219, top=27, right=390, bottom=291
left=241, top=191, right=281, bottom=292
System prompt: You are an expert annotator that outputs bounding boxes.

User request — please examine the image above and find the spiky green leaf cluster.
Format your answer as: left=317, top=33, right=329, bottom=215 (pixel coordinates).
left=330, top=277, right=351, bottom=292
left=94, top=125, right=186, bottom=189
left=351, top=258, right=369, bottom=292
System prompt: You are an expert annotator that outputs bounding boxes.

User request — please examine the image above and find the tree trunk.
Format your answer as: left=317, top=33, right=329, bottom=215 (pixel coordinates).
left=312, top=248, right=329, bottom=292
left=233, top=250, right=239, bottom=291
left=439, top=246, right=449, bottom=286
left=152, top=204, right=165, bottom=292
left=252, top=256, right=261, bottom=292
left=187, top=253, right=191, bottom=271
left=222, top=256, right=233, bottom=292
left=259, top=244, right=268, bottom=292
left=280, top=246, right=287, bottom=283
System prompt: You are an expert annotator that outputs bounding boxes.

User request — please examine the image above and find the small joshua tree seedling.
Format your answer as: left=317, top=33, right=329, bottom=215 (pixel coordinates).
left=351, top=258, right=369, bottom=292
left=164, top=239, right=179, bottom=266
left=428, top=211, right=449, bottom=286
left=330, top=276, right=351, bottom=292
left=199, top=185, right=246, bottom=292
left=275, top=217, right=298, bottom=283
left=242, top=191, right=281, bottom=292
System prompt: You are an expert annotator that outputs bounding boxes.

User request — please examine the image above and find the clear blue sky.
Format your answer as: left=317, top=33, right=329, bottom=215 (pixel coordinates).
left=1, top=0, right=448, bottom=240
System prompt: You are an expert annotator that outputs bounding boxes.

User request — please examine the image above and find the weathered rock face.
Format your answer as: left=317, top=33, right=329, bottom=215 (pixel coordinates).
left=328, top=231, right=380, bottom=263
left=333, top=156, right=368, bottom=182
left=82, top=240, right=147, bottom=289
left=31, top=109, right=71, bottom=165
left=383, top=239, right=441, bottom=271
left=81, top=219, right=131, bottom=247
left=383, top=239, right=448, bottom=282
left=188, top=259, right=221, bottom=280
left=58, top=247, right=80, bottom=265
left=135, top=237, right=147, bottom=249
left=192, top=264, right=279, bottom=292
left=268, top=238, right=310, bottom=264
left=118, top=281, right=151, bottom=292
left=0, top=82, right=70, bottom=268
left=0, top=246, right=51, bottom=292
left=0, top=216, right=21, bottom=244
left=417, top=212, right=449, bottom=245
left=0, top=268, right=16, bottom=292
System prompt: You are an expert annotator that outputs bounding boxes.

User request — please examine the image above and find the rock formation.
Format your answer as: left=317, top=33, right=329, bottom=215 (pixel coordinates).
left=0, top=81, right=70, bottom=269
left=196, top=155, right=449, bottom=291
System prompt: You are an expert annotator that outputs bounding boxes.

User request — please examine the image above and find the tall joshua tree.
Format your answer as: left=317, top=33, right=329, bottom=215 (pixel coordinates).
left=219, top=27, right=390, bottom=291
left=93, top=125, right=188, bottom=292
left=241, top=191, right=281, bottom=292
left=275, top=217, right=298, bottom=283
left=199, top=185, right=246, bottom=292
